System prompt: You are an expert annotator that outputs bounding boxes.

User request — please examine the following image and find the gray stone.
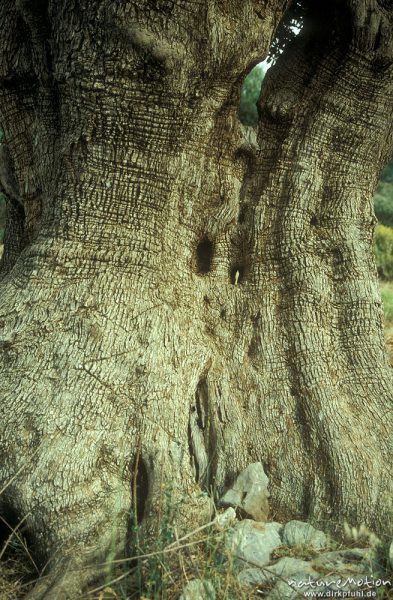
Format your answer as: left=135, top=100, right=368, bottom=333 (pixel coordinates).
left=312, top=547, right=378, bottom=575
left=225, top=519, right=282, bottom=568
left=282, top=520, right=327, bottom=550
left=389, top=540, right=393, bottom=570
left=179, top=579, right=215, bottom=600
left=246, top=532, right=382, bottom=600
left=214, top=507, right=237, bottom=531
left=219, top=462, right=269, bottom=521
left=238, top=556, right=316, bottom=587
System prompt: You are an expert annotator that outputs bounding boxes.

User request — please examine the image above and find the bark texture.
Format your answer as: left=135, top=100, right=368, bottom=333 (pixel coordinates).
left=0, top=0, right=392, bottom=597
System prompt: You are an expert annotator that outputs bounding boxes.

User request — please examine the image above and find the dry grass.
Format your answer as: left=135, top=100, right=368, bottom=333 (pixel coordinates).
left=0, top=510, right=253, bottom=599
left=0, top=538, right=36, bottom=600
left=1, top=515, right=393, bottom=599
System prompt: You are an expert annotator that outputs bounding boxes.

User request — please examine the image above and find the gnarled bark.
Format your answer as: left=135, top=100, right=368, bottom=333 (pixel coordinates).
left=0, top=0, right=392, bottom=597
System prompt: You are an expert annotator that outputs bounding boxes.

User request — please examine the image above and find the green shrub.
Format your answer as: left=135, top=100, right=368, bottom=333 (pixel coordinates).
left=374, top=182, right=393, bottom=228
left=380, top=283, right=393, bottom=324
left=380, top=159, right=393, bottom=184
left=374, top=224, right=393, bottom=280
left=239, top=64, right=265, bottom=126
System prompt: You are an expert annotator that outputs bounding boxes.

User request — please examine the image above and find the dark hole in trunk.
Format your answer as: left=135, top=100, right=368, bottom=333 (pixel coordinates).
left=196, top=236, right=214, bottom=274
left=238, top=205, right=247, bottom=224
left=0, top=504, right=21, bottom=549
left=332, top=247, right=344, bottom=266
left=130, top=455, right=149, bottom=525
left=0, top=502, right=38, bottom=584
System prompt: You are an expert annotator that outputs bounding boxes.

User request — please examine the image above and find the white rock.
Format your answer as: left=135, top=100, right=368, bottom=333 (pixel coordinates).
left=225, top=519, right=282, bottom=568
left=238, top=556, right=316, bottom=587
left=219, top=462, right=269, bottom=521
left=389, top=540, right=393, bottom=570
left=282, top=520, right=327, bottom=550
left=214, top=507, right=237, bottom=531
left=179, top=579, right=215, bottom=600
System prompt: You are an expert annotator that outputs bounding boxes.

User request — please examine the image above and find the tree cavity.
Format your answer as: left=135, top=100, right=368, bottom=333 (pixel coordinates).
left=130, top=454, right=149, bottom=525
left=195, top=236, right=214, bottom=274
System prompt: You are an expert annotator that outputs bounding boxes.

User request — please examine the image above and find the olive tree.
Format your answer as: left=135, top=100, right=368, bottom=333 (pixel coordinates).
left=1, top=0, right=393, bottom=597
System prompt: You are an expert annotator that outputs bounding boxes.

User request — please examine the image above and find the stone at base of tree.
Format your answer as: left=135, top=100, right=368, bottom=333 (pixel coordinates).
left=219, top=462, right=269, bottom=521
left=238, top=556, right=318, bottom=587
left=233, top=524, right=381, bottom=599
left=179, top=579, right=215, bottom=600
left=214, top=507, right=237, bottom=531
left=282, top=520, right=328, bottom=550
left=225, top=519, right=282, bottom=568
left=210, top=467, right=386, bottom=597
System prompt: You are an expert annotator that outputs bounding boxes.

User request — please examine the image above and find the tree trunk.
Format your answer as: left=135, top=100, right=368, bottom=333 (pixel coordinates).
left=1, top=0, right=393, bottom=597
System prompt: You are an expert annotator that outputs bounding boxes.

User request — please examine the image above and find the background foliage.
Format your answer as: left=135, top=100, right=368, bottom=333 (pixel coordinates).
left=239, top=64, right=265, bottom=125
left=375, top=225, right=393, bottom=281
left=374, top=163, right=393, bottom=228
